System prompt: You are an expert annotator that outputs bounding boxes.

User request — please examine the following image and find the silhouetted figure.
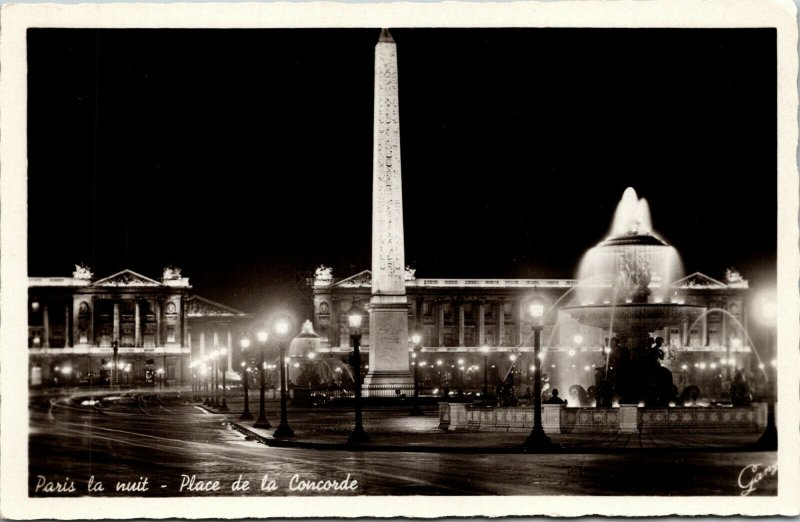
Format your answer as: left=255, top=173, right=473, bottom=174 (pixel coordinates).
left=730, top=371, right=752, bottom=407
left=594, top=379, right=614, bottom=407
left=678, top=385, right=701, bottom=406
left=544, top=388, right=566, bottom=405
left=496, top=378, right=518, bottom=407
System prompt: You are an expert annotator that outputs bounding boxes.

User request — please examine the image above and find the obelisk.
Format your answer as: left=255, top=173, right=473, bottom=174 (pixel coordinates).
left=364, top=29, right=413, bottom=393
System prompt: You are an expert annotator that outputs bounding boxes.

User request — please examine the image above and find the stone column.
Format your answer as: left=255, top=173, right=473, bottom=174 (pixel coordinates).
left=364, top=29, right=413, bottom=390
left=65, top=304, right=72, bottom=348
left=73, top=298, right=82, bottom=346
left=90, top=297, right=96, bottom=346
left=42, top=304, right=50, bottom=348
left=436, top=302, right=445, bottom=347
left=702, top=313, right=708, bottom=347
left=682, top=319, right=689, bottom=347
left=182, top=299, right=189, bottom=348
left=200, top=331, right=206, bottom=355
left=407, top=297, right=418, bottom=335
left=155, top=301, right=162, bottom=346
left=457, top=302, right=465, bottom=346
left=330, top=298, right=339, bottom=347
left=134, top=300, right=141, bottom=347
left=496, top=301, right=505, bottom=346
left=227, top=330, right=233, bottom=371
left=721, top=307, right=728, bottom=347
left=517, top=301, right=525, bottom=345
left=113, top=302, right=120, bottom=344
left=477, top=301, right=486, bottom=346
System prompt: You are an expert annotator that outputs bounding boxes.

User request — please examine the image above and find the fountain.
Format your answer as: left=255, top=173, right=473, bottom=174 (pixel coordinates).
left=439, top=187, right=768, bottom=437
left=563, top=188, right=704, bottom=405
left=288, top=320, right=350, bottom=404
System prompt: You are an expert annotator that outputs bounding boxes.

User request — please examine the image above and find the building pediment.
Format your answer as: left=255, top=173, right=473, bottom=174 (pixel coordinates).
left=333, top=270, right=372, bottom=288
left=92, top=269, right=163, bottom=287
left=670, top=272, right=728, bottom=289
left=186, top=296, right=250, bottom=318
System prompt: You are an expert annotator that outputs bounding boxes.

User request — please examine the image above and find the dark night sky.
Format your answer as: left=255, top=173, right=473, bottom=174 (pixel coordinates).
left=27, top=28, right=777, bottom=317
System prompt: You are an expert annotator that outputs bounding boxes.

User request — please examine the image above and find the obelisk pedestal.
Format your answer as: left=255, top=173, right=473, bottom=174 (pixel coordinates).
left=363, top=29, right=413, bottom=395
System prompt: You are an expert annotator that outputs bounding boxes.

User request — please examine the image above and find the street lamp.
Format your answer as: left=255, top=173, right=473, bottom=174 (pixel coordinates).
left=202, top=356, right=210, bottom=405
left=273, top=318, right=294, bottom=438
left=112, top=340, right=119, bottom=387
left=523, top=296, right=556, bottom=451
left=410, top=333, right=423, bottom=416
left=481, top=345, right=490, bottom=395
left=253, top=331, right=271, bottom=429
left=347, top=302, right=370, bottom=443
left=239, top=337, right=253, bottom=421
left=219, top=347, right=229, bottom=412
left=189, top=361, right=196, bottom=398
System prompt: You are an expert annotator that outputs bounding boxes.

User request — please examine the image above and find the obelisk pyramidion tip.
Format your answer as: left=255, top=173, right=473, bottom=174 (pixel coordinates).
left=379, top=28, right=395, bottom=43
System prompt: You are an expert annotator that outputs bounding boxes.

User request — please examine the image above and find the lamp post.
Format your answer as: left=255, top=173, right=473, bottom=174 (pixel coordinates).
left=112, top=340, right=119, bottom=387
left=523, top=297, right=556, bottom=451
left=219, top=347, right=229, bottom=412
left=188, top=361, right=195, bottom=398
left=347, top=303, right=370, bottom=443
left=409, top=334, right=423, bottom=416
left=273, top=319, right=294, bottom=438
left=194, top=363, right=200, bottom=400
left=239, top=337, right=253, bottom=421
left=203, top=356, right=211, bottom=405
left=253, top=331, right=271, bottom=429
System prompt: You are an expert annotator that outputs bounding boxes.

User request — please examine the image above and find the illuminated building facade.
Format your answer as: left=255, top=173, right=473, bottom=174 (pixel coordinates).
left=27, top=265, right=250, bottom=387
left=311, top=267, right=755, bottom=396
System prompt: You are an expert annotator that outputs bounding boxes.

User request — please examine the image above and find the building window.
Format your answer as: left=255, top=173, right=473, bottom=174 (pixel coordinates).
left=166, top=325, right=176, bottom=343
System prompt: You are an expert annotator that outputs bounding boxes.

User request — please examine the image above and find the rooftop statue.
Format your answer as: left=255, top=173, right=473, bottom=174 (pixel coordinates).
left=163, top=265, right=182, bottom=280
left=314, top=265, right=333, bottom=284
left=72, top=263, right=93, bottom=281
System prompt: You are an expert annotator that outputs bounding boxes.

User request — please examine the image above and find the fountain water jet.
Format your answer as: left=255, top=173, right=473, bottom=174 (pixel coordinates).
left=688, top=308, right=768, bottom=379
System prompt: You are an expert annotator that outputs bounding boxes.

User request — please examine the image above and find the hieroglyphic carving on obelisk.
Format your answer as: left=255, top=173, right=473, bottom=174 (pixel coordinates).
left=365, top=29, right=413, bottom=392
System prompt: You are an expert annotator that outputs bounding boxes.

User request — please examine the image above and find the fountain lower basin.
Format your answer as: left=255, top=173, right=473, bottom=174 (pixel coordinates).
left=438, top=402, right=768, bottom=434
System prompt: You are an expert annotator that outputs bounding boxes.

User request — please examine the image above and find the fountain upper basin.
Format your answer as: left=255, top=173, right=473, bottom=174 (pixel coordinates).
left=561, top=303, right=706, bottom=331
